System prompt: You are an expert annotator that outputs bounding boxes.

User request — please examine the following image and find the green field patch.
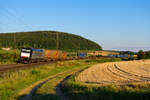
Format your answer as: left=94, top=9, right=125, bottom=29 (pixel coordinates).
left=0, top=50, right=20, bottom=64
left=0, top=58, right=121, bottom=100
left=0, top=59, right=103, bottom=100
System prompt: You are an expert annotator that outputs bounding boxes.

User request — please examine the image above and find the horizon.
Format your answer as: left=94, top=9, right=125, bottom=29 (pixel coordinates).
left=0, top=0, right=150, bottom=51
left=0, top=30, right=149, bottom=52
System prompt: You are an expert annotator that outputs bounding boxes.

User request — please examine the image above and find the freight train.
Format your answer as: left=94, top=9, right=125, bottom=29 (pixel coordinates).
left=20, top=48, right=136, bottom=64
left=19, top=48, right=87, bottom=63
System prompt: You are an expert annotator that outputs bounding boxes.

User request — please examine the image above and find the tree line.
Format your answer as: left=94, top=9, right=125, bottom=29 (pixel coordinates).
left=137, top=50, right=150, bottom=59
left=0, top=31, right=102, bottom=51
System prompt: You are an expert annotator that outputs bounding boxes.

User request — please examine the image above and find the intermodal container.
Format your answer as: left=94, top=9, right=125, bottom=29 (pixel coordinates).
left=80, top=53, right=87, bottom=57
left=77, top=52, right=87, bottom=58
left=31, top=48, right=44, bottom=60
left=44, top=50, right=62, bottom=60
left=44, top=50, right=51, bottom=60
left=58, top=51, right=62, bottom=60
left=62, top=52, right=67, bottom=60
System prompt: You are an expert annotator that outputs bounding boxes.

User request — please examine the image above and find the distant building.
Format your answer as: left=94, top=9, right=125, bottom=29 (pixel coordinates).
left=2, top=48, right=11, bottom=51
left=88, top=51, right=120, bottom=57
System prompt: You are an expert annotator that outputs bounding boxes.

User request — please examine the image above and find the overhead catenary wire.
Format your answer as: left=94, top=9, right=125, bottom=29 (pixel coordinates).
left=0, top=7, right=33, bottom=50
left=56, top=32, right=59, bottom=50
left=1, top=8, right=32, bottom=31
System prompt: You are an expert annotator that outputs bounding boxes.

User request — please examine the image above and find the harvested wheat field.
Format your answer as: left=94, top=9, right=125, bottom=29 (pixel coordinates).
left=76, top=60, right=150, bottom=84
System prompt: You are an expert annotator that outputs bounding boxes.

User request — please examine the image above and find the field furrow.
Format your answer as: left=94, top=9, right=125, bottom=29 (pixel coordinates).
left=77, top=60, right=150, bottom=84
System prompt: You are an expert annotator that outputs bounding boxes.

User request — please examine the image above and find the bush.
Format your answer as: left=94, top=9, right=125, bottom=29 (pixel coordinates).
left=31, top=70, right=41, bottom=75
left=137, top=50, right=150, bottom=59
left=0, top=50, right=19, bottom=64
left=146, top=51, right=150, bottom=58
left=137, top=50, right=146, bottom=59
left=85, top=58, right=121, bottom=64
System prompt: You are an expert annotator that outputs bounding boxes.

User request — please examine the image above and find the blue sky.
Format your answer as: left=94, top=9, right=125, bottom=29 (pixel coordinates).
left=0, top=0, right=150, bottom=51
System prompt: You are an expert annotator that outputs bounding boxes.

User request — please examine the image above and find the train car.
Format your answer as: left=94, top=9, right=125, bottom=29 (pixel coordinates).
left=31, top=48, right=44, bottom=62
left=44, top=50, right=51, bottom=61
left=77, top=52, right=87, bottom=58
left=20, top=48, right=44, bottom=63
left=61, top=52, right=67, bottom=60
left=44, top=50, right=62, bottom=61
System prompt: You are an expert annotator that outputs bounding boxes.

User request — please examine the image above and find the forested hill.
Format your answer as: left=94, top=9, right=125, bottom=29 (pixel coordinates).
left=0, top=31, right=102, bottom=51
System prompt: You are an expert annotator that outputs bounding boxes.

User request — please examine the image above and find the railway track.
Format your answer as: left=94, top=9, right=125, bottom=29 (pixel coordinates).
left=0, top=61, right=55, bottom=73
left=0, top=56, right=107, bottom=73
left=0, top=58, right=83, bottom=73
left=0, top=58, right=81, bottom=73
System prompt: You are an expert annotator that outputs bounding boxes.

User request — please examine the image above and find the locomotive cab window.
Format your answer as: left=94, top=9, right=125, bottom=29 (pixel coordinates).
left=20, top=48, right=32, bottom=59
left=21, top=49, right=31, bottom=53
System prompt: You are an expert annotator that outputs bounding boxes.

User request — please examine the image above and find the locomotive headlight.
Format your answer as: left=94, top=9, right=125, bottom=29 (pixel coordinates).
left=21, top=52, right=30, bottom=58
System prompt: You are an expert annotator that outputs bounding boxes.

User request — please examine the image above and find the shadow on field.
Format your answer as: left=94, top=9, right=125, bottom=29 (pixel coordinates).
left=63, top=89, right=150, bottom=100
left=17, top=93, right=58, bottom=100
left=17, top=91, right=150, bottom=100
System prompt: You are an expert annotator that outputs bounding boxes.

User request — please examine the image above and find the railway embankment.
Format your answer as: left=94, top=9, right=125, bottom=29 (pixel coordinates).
left=0, top=58, right=116, bottom=100
left=0, top=58, right=120, bottom=100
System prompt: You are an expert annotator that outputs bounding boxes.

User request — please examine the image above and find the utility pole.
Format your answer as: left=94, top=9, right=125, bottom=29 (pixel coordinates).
left=56, top=33, right=59, bottom=50
left=13, top=33, right=16, bottom=50
left=13, top=33, right=16, bottom=61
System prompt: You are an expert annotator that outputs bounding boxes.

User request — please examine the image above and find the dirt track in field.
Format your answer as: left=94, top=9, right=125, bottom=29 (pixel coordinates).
left=76, top=60, right=150, bottom=84
left=18, top=68, right=82, bottom=100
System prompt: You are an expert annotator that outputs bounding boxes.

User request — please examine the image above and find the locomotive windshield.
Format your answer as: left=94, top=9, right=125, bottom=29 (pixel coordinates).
left=20, top=48, right=32, bottom=59
left=21, top=49, right=31, bottom=53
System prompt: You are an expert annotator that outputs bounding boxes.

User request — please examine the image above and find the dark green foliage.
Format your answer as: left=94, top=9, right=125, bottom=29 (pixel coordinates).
left=84, top=58, right=122, bottom=63
left=137, top=50, right=147, bottom=59
left=31, top=70, right=41, bottom=75
left=0, top=31, right=102, bottom=51
left=0, top=50, right=19, bottom=63
left=146, top=51, right=150, bottom=58
left=119, top=51, right=135, bottom=55
left=62, top=82, right=150, bottom=100
left=0, top=45, right=2, bottom=50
